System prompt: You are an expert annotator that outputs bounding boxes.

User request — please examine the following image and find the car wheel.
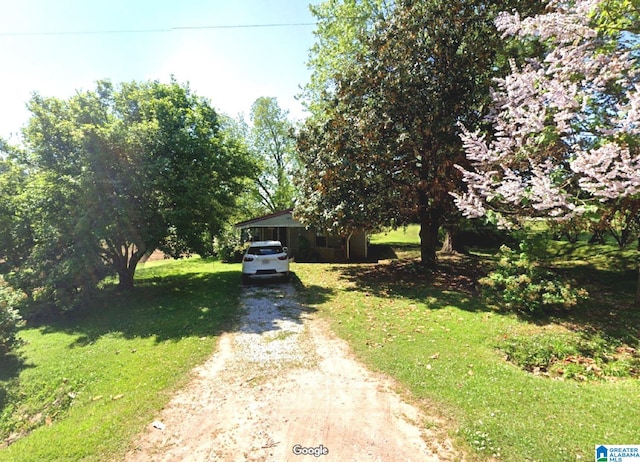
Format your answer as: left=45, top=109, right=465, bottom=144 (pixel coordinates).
left=283, top=271, right=290, bottom=283
left=241, top=274, right=251, bottom=285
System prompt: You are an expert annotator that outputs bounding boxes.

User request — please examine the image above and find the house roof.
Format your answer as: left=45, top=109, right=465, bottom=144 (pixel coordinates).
left=234, top=209, right=306, bottom=229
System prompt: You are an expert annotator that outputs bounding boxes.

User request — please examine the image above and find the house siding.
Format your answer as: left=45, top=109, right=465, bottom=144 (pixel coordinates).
left=235, top=210, right=367, bottom=263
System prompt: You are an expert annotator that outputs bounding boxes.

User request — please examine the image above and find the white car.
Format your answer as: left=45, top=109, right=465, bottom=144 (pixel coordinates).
left=241, top=240, right=290, bottom=284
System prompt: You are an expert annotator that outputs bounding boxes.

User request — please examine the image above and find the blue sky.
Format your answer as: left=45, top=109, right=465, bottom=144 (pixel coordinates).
left=0, top=0, right=317, bottom=142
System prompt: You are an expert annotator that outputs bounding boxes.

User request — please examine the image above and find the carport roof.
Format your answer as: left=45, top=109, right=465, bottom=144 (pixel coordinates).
left=234, top=209, right=306, bottom=229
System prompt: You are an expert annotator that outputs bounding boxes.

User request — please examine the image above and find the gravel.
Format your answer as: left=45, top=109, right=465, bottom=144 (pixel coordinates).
left=233, top=283, right=314, bottom=367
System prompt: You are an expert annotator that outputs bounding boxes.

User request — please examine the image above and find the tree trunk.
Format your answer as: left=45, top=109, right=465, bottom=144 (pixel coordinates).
left=440, top=228, right=456, bottom=254
left=118, top=268, right=135, bottom=291
left=636, top=264, right=640, bottom=307
left=418, top=205, right=440, bottom=270
left=114, top=246, right=145, bottom=291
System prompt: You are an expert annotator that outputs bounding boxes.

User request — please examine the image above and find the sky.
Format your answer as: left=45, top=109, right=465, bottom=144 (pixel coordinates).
left=0, top=0, right=317, bottom=142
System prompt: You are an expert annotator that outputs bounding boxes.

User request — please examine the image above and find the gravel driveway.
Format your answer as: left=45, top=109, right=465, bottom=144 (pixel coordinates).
left=126, top=282, right=458, bottom=461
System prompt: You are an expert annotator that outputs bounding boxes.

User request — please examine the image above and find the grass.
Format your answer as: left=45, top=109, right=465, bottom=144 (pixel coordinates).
left=370, top=224, right=421, bottom=247
left=0, top=258, right=241, bottom=461
left=2, top=228, right=639, bottom=460
left=293, top=229, right=640, bottom=461
left=369, top=224, right=421, bottom=260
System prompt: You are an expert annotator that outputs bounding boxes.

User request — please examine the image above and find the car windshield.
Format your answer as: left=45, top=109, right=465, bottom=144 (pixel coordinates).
left=247, top=246, right=283, bottom=256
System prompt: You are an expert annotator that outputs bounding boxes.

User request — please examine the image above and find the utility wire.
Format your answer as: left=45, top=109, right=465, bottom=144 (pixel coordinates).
left=0, top=22, right=316, bottom=37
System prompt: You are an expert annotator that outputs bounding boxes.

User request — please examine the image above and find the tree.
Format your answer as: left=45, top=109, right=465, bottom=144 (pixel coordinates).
left=248, top=97, right=297, bottom=212
left=297, top=0, right=544, bottom=268
left=0, top=146, right=32, bottom=266
left=452, top=1, right=640, bottom=302
left=8, top=79, right=251, bottom=308
left=296, top=0, right=395, bottom=243
left=302, top=0, right=393, bottom=115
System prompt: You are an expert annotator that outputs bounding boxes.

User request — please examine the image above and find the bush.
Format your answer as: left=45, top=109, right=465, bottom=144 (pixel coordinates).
left=214, top=228, right=248, bottom=263
left=480, top=243, right=588, bottom=312
left=0, top=275, right=25, bottom=357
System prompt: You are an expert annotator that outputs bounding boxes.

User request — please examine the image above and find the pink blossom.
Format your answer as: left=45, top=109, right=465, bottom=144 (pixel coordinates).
left=454, top=0, right=640, bottom=225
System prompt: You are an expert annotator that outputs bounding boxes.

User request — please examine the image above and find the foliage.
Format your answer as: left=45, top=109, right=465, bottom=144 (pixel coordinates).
left=4, top=79, right=251, bottom=309
left=216, top=114, right=265, bottom=221
left=500, top=331, right=640, bottom=380
left=0, top=154, right=31, bottom=266
left=297, top=0, right=545, bottom=268
left=302, top=0, right=394, bottom=116
left=0, top=258, right=240, bottom=459
left=213, top=226, right=249, bottom=263
left=479, top=243, right=589, bottom=312
left=592, top=0, right=640, bottom=36
left=0, top=276, right=25, bottom=357
left=453, top=0, right=640, bottom=304
left=446, top=218, right=516, bottom=253
left=454, top=0, right=640, bottom=226
left=597, top=198, right=640, bottom=248
left=248, top=97, right=298, bottom=212
left=219, top=98, right=298, bottom=218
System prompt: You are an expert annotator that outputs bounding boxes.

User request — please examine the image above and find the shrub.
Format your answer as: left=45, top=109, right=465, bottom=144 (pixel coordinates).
left=0, top=275, right=25, bottom=357
left=214, top=228, right=248, bottom=263
left=480, top=243, right=588, bottom=312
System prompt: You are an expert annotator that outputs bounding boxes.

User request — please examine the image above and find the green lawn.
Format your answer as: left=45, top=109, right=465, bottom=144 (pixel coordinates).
left=294, top=229, right=640, bottom=461
left=2, top=231, right=639, bottom=461
left=0, top=258, right=241, bottom=461
left=370, top=224, right=421, bottom=246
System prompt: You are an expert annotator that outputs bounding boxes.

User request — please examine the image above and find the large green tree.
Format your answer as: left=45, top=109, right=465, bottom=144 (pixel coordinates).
left=7, top=79, right=251, bottom=308
left=0, top=143, right=31, bottom=266
left=302, top=0, right=393, bottom=115
left=248, top=97, right=297, bottom=212
left=297, top=0, right=543, bottom=268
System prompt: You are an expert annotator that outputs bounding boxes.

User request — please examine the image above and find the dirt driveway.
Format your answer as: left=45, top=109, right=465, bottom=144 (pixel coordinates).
left=125, top=283, right=459, bottom=461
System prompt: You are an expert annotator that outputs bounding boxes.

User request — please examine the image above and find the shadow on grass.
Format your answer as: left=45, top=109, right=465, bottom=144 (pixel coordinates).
left=290, top=272, right=337, bottom=308
left=330, top=249, right=639, bottom=350
left=22, top=267, right=329, bottom=351
left=0, top=355, right=34, bottom=420
left=0, top=354, right=31, bottom=382
left=519, top=265, right=640, bottom=349
left=34, top=270, right=243, bottom=348
left=368, top=244, right=399, bottom=261
left=334, top=253, right=492, bottom=313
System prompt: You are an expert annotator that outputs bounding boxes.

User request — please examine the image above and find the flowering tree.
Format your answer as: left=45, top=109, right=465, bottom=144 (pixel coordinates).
left=453, top=0, right=640, bottom=302
left=298, top=0, right=544, bottom=268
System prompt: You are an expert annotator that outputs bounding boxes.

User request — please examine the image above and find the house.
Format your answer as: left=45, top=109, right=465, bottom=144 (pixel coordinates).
left=234, top=209, right=368, bottom=262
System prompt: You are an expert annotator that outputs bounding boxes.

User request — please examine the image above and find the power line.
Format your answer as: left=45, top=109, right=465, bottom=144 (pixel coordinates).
left=0, top=22, right=316, bottom=37
left=174, top=22, right=316, bottom=31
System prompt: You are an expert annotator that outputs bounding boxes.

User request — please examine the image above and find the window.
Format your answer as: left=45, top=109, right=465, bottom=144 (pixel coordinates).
left=247, top=245, right=284, bottom=256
